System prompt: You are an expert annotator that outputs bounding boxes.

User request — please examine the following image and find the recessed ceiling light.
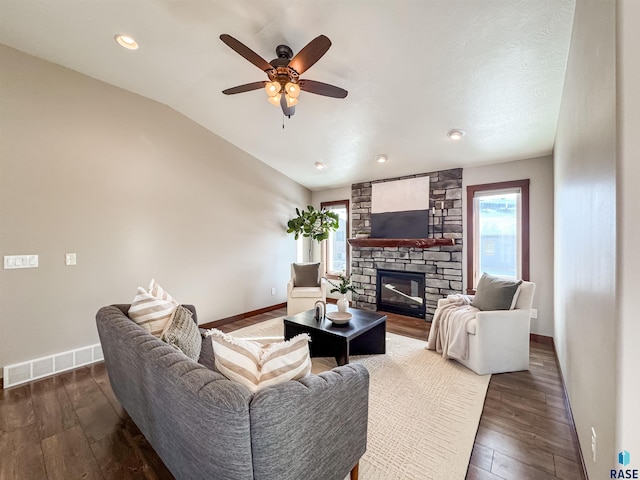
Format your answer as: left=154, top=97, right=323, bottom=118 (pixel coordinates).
left=114, top=34, right=139, bottom=50
left=447, top=129, right=465, bottom=140
left=375, top=154, right=388, bottom=163
left=315, top=162, right=325, bottom=170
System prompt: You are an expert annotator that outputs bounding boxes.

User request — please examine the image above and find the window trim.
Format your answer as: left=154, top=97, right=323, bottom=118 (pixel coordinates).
left=466, top=180, right=530, bottom=294
left=321, top=199, right=350, bottom=279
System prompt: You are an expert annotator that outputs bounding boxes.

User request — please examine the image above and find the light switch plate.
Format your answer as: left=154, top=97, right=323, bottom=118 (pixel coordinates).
left=4, top=255, right=38, bottom=269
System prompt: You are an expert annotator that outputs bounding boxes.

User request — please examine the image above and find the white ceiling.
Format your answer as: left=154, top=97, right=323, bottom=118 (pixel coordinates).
left=0, top=0, right=575, bottom=191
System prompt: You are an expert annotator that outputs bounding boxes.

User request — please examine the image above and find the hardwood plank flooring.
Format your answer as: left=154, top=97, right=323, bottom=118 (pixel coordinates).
left=0, top=308, right=585, bottom=480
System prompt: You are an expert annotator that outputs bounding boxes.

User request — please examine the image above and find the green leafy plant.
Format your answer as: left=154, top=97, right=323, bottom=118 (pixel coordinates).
left=287, top=205, right=340, bottom=260
left=326, top=274, right=357, bottom=295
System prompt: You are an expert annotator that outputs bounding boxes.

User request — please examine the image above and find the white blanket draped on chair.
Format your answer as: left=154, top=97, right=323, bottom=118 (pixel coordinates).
left=426, top=294, right=478, bottom=361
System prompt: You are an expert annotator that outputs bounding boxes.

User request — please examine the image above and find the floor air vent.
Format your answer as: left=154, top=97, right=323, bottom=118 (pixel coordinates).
left=3, top=343, right=104, bottom=388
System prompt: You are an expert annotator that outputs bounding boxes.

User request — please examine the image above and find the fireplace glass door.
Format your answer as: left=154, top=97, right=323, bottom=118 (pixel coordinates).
left=376, top=269, right=426, bottom=318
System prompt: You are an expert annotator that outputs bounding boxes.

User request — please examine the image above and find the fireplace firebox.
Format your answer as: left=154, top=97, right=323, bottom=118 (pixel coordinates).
left=376, top=269, right=426, bottom=319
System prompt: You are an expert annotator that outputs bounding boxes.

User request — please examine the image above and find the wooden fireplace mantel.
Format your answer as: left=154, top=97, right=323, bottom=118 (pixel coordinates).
left=347, top=238, right=455, bottom=248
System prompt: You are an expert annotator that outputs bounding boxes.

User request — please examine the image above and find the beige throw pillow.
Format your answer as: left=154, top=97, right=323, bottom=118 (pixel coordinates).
left=207, top=330, right=311, bottom=392
left=148, top=278, right=175, bottom=303
left=128, top=279, right=179, bottom=337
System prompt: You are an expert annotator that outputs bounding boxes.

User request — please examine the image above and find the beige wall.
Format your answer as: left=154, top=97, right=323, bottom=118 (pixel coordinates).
left=0, top=45, right=310, bottom=373
left=463, top=156, right=555, bottom=336
left=554, top=0, right=617, bottom=477
left=617, top=0, right=640, bottom=460
left=311, top=186, right=352, bottom=211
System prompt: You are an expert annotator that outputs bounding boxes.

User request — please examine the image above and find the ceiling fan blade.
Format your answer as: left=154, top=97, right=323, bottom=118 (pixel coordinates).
left=299, top=79, right=348, bottom=98
left=288, top=35, right=331, bottom=75
left=280, top=93, right=295, bottom=117
left=220, top=34, right=275, bottom=73
left=222, top=81, right=266, bottom=95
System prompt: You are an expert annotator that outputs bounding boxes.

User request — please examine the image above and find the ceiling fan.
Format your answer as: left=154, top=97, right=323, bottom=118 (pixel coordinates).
left=220, top=34, right=348, bottom=117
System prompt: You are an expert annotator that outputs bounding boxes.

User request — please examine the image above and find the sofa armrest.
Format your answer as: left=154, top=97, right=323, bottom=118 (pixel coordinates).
left=249, top=364, right=369, bottom=480
left=475, top=309, right=530, bottom=331
left=96, top=306, right=254, bottom=480
left=470, top=309, right=531, bottom=374
left=474, top=309, right=531, bottom=347
left=437, top=294, right=474, bottom=309
left=288, top=279, right=327, bottom=296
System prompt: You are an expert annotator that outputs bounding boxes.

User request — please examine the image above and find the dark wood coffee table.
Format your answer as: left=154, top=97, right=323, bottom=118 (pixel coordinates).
left=284, top=308, right=386, bottom=366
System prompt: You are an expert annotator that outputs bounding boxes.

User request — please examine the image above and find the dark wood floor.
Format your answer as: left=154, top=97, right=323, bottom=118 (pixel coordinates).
left=0, top=308, right=585, bottom=480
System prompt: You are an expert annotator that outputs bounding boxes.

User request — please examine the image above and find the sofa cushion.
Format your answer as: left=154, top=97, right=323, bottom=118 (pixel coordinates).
left=292, top=263, right=321, bottom=287
left=160, top=305, right=201, bottom=361
left=466, top=319, right=477, bottom=335
left=471, top=273, right=523, bottom=311
left=289, top=286, right=324, bottom=298
left=207, top=330, right=311, bottom=392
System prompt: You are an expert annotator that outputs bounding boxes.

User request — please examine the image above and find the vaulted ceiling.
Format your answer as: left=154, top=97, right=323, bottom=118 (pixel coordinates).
left=0, top=0, right=575, bottom=190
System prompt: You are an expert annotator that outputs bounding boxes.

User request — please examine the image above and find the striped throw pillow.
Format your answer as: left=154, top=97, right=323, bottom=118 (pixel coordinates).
left=148, top=278, right=175, bottom=303
left=128, top=280, right=178, bottom=337
left=208, top=330, right=311, bottom=392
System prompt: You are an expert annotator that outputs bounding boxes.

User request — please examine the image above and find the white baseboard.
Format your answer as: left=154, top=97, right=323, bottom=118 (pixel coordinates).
left=3, top=343, right=103, bottom=388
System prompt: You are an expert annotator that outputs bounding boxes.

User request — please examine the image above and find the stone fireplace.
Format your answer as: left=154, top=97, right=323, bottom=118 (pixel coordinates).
left=349, top=168, right=463, bottom=321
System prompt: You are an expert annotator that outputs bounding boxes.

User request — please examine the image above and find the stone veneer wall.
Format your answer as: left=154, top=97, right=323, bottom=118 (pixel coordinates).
left=350, top=168, right=463, bottom=320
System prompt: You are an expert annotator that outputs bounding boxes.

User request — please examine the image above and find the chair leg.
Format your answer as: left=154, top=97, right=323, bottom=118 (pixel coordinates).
left=350, top=462, right=359, bottom=480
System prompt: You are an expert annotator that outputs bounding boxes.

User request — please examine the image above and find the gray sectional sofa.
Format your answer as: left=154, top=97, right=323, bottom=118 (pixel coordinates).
left=96, top=304, right=369, bottom=480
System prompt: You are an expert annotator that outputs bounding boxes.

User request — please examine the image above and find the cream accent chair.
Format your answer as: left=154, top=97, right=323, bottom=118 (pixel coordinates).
left=437, top=281, right=536, bottom=375
left=286, top=263, right=327, bottom=316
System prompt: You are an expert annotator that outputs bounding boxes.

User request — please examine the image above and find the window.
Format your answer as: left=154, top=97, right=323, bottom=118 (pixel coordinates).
left=466, top=180, right=529, bottom=293
left=321, top=200, right=350, bottom=277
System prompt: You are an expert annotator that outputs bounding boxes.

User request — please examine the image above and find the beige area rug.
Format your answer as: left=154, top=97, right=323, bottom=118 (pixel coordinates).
left=230, top=317, right=491, bottom=480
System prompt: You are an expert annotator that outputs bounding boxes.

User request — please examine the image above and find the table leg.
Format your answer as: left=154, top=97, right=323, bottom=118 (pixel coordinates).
left=335, top=340, right=349, bottom=366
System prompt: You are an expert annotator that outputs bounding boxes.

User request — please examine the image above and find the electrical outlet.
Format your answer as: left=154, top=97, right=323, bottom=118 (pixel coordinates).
left=591, top=427, right=597, bottom=462
left=271, top=287, right=276, bottom=295
left=65, top=253, right=77, bottom=266
left=531, top=309, right=538, bottom=319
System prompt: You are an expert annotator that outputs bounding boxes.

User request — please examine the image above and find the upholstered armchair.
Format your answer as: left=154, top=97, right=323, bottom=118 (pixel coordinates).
left=435, top=279, right=536, bottom=375
left=287, top=262, right=327, bottom=315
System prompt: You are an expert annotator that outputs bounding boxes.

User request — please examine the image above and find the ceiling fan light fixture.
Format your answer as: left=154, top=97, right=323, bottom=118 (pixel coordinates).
left=220, top=34, right=347, bottom=118
left=265, top=81, right=280, bottom=97
left=447, top=129, right=466, bottom=140
left=268, top=94, right=282, bottom=106
left=114, top=34, right=139, bottom=50
left=285, top=82, right=300, bottom=98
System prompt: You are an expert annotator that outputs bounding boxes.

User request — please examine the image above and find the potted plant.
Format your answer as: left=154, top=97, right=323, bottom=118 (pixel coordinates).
left=327, top=274, right=357, bottom=312
left=287, top=205, right=340, bottom=260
